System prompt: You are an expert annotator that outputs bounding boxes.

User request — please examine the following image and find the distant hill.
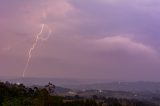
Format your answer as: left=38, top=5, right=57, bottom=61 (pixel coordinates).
left=1, top=77, right=160, bottom=100
left=1, top=77, right=160, bottom=94
left=68, top=82, right=160, bottom=93
left=0, top=77, right=82, bottom=86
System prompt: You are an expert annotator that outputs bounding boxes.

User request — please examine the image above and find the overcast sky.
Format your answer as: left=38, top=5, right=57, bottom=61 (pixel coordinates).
left=0, top=0, right=160, bottom=81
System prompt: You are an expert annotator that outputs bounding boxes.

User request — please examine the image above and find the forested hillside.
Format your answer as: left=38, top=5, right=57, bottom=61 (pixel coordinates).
left=0, top=81, right=157, bottom=106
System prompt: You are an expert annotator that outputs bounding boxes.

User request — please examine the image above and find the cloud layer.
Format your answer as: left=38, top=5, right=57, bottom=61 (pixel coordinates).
left=0, top=0, right=160, bottom=81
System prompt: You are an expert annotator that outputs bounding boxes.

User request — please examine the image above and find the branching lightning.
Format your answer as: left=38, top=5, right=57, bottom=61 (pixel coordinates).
left=39, top=26, right=52, bottom=41
left=22, top=24, right=51, bottom=77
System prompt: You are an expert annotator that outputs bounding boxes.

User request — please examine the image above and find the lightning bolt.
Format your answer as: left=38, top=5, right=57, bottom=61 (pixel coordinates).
left=22, top=24, right=51, bottom=77
left=39, top=26, right=52, bottom=40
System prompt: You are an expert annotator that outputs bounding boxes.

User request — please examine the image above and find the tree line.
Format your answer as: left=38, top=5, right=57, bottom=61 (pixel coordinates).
left=0, top=81, right=157, bottom=106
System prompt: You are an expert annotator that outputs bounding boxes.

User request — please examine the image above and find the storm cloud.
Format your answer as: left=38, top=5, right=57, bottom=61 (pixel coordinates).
left=0, top=0, right=160, bottom=81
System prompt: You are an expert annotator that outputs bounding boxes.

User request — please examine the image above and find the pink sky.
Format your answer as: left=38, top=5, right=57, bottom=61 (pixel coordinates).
left=0, top=0, right=160, bottom=81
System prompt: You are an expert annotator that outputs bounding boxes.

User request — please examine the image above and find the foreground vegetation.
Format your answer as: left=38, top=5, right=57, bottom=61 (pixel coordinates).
left=0, top=81, right=157, bottom=106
